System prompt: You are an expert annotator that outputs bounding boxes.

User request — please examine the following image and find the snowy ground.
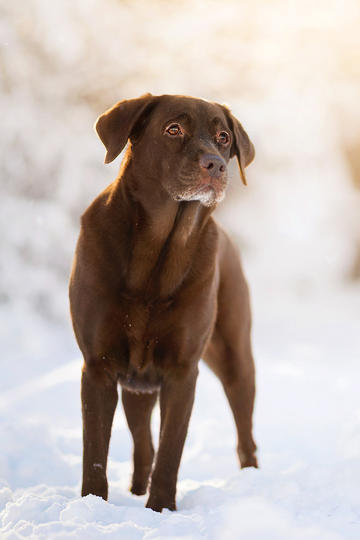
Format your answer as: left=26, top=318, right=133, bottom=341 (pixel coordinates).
left=1, top=281, right=359, bottom=539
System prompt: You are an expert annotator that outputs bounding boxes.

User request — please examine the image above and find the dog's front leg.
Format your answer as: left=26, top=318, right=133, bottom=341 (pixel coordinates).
left=146, top=365, right=198, bottom=512
left=81, top=364, right=118, bottom=500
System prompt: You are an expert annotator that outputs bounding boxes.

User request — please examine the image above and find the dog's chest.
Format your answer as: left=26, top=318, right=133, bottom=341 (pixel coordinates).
left=117, top=293, right=175, bottom=353
left=111, top=276, right=215, bottom=389
left=113, top=296, right=176, bottom=391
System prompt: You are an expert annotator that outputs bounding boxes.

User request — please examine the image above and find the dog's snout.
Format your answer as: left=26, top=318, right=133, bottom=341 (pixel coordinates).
left=199, top=154, right=226, bottom=177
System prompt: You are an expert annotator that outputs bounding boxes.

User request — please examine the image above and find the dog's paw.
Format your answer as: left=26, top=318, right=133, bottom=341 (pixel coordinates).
left=146, top=494, right=176, bottom=513
left=238, top=441, right=258, bottom=469
left=130, top=481, right=148, bottom=496
left=240, top=454, right=259, bottom=469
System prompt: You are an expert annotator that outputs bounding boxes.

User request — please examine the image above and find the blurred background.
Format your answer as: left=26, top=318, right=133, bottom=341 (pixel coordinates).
left=1, top=0, right=359, bottom=398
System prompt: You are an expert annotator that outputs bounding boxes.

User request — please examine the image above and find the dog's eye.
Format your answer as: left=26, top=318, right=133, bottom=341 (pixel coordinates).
left=165, top=123, right=183, bottom=137
left=216, top=131, right=230, bottom=145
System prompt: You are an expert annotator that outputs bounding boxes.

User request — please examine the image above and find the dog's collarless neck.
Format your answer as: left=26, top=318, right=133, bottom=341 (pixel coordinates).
left=115, top=174, right=214, bottom=297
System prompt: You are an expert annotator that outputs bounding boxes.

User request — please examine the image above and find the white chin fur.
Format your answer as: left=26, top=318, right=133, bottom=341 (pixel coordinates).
left=174, top=187, right=225, bottom=207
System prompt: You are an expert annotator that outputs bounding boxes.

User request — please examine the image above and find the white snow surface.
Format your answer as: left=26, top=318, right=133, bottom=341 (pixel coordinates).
left=1, top=284, right=359, bottom=539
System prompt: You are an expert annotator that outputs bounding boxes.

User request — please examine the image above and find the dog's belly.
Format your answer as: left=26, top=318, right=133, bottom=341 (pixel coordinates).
left=118, top=364, right=161, bottom=393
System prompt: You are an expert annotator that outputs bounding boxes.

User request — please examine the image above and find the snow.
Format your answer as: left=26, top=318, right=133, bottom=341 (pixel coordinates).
left=1, top=286, right=359, bottom=538
left=1, top=0, right=360, bottom=537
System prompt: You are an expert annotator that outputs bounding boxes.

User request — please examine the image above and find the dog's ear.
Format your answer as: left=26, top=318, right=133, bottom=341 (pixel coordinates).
left=222, top=106, right=255, bottom=186
left=95, top=93, right=154, bottom=164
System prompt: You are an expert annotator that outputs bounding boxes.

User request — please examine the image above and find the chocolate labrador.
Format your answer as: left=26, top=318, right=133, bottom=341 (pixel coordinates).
left=69, top=93, right=257, bottom=512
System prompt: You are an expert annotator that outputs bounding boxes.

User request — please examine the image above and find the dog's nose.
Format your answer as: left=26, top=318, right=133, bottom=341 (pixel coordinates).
left=199, top=154, right=226, bottom=178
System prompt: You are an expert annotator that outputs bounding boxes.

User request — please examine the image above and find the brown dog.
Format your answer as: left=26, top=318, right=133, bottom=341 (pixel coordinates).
left=69, top=93, right=257, bottom=512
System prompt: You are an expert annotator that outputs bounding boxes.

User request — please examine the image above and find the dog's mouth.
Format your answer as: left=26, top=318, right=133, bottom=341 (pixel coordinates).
left=173, top=185, right=225, bottom=206
left=171, top=172, right=227, bottom=207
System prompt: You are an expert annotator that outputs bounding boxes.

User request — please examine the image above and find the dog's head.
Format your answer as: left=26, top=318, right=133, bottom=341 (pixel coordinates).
left=95, top=94, right=254, bottom=207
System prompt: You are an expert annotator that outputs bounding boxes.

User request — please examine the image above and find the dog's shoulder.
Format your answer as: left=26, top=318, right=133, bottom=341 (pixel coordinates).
left=80, top=183, right=115, bottom=228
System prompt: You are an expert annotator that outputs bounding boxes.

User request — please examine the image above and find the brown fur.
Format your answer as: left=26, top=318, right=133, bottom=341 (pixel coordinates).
left=69, top=93, right=257, bottom=512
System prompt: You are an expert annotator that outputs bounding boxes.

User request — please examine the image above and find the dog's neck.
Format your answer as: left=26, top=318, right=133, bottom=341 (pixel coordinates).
left=114, top=159, right=215, bottom=298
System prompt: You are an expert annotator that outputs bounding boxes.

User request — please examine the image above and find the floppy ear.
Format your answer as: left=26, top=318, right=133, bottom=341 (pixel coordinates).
left=222, top=107, right=255, bottom=186
left=94, top=93, right=154, bottom=164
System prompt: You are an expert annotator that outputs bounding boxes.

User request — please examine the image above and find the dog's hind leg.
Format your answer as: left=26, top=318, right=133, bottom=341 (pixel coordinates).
left=204, top=236, right=258, bottom=468
left=204, top=329, right=258, bottom=468
left=81, top=363, right=118, bottom=500
left=122, top=389, right=158, bottom=495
